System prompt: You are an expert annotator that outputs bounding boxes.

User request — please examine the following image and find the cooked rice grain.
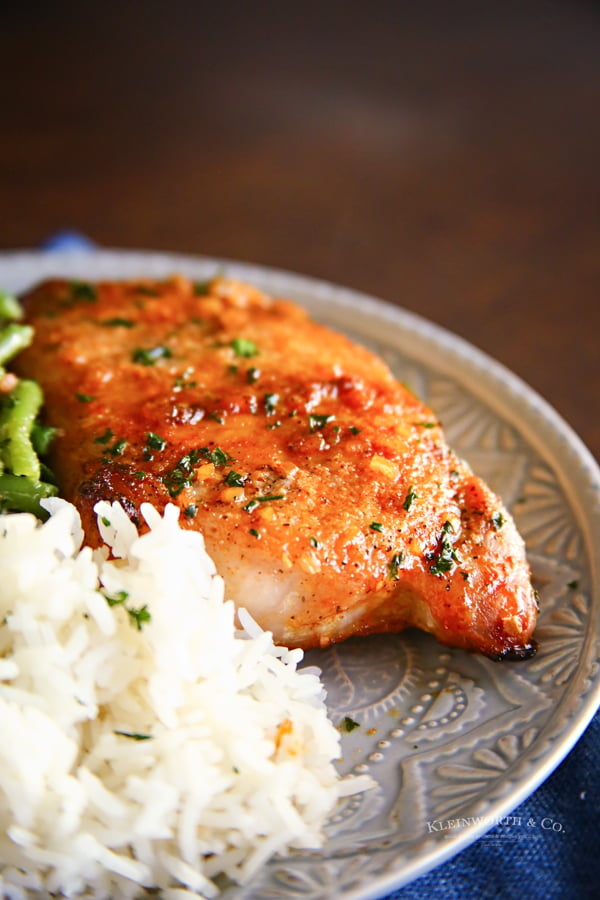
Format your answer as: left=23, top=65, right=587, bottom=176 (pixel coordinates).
left=0, top=500, right=370, bottom=898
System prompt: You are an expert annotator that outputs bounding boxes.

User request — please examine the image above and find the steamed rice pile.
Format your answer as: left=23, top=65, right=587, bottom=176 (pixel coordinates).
left=0, top=500, right=367, bottom=899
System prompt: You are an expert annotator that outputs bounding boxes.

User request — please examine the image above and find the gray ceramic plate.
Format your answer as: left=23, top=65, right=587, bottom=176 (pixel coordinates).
left=1, top=250, right=599, bottom=900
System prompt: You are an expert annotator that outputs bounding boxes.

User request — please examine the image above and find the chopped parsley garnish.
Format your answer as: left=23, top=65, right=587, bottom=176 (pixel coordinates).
left=163, top=456, right=199, bottom=496
left=349, top=425, right=361, bottom=435
left=132, top=345, right=173, bottom=366
left=101, top=317, right=135, bottom=327
left=184, top=504, right=197, bottom=518
left=370, top=522, right=383, bottom=532
left=193, top=279, right=211, bottom=296
left=428, top=521, right=461, bottom=576
left=201, top=446, right=232, bottom=467
left=388, top=551, right=405, bottom=580
left=249, top=528, right=260, bottom=538
left=127, top=604, right=151, bottom=631
left=162, top=445, right=232, bottom=496
left=309, top=536, right=321, bottom=548
left=146, top=432, right=167, bottom=451
left=246, top=367, right=261, bottom=384
left=264, top=393, right=279, bottom=416
left=309, top=413, right=335, bottom=432
left=243, top=499, right=260, bottom=512
left=103, top=590, right=129, bottom=607
left=403, top=486, right=417, bottom=511
left=94, top=428, right=114, bottom=445
left=207, top=411, right=225, bottom=424
left=224, top=470, right=246, bottom=487
left=109, top=437, right=127, bottom=456
left=230, top=337, right=258, bottom=358
left=76, top=392, right=95, bottom=403
left=174, top=371, right=197, bottom=389
left=70, top=280, right=97, bottom=302
left=413, top=421, right=437, bottom=429
left=256, top=494, right=285, bottom=502
left=341, top=716, right=360, bottom=733
left=114, top=730, right=153, bottom=741
left=491, top=511, right=505, bottom=530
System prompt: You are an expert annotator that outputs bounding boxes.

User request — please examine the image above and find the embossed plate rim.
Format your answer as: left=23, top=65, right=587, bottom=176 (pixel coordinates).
left=0, top=248, right=598, bottom=899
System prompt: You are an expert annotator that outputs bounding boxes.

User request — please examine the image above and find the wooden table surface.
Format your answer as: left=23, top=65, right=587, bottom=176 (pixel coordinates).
left=2, top=0, right=599, bottom=462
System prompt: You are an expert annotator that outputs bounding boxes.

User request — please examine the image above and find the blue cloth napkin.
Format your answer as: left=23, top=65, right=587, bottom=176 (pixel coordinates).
left=40, top=230, right=97, bottom=252
left=41, top=232, right=599, bottom=900
left=386, top=713, right=599, bottom=900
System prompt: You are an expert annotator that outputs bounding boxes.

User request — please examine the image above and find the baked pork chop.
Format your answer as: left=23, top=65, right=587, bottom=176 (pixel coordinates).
left=16, top=275, right=537, bottom=659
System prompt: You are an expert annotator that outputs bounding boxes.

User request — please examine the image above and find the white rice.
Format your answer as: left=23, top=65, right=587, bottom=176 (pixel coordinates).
left=0, top=500, right=371, bottom=899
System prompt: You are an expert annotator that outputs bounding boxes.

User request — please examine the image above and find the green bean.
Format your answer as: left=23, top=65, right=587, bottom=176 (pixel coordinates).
left=39, top=462, right=58, bottom=486
left=0, top=291, right=59, bottom=518
left=0, top=473, right=58, bottom=517
left=0, top=323, right=33, bottom=367
left=31, top=422, right=58, bottom=456
left=0, top=379, right=43, bottom=479
left=0, top=291, right=23, bottom=321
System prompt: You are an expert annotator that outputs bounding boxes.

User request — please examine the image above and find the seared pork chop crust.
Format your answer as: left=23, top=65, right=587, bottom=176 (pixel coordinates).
left=16, top=276, right=538, bottom=659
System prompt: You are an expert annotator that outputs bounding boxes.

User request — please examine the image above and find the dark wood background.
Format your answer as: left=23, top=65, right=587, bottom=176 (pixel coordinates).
left=1, top=0, right=598, bottom=461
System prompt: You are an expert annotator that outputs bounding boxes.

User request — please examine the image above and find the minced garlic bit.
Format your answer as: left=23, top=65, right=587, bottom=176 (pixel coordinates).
left=220, top=487, right=246, bottom=503
left=195, top=462, right=215, bottom=481
left=369, top=455, right=399, bottom=480
left=298, top=552, right=321, bottom=575
left=502, top=614, right=523, bottom=636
